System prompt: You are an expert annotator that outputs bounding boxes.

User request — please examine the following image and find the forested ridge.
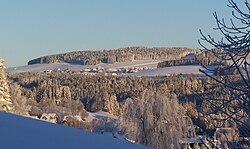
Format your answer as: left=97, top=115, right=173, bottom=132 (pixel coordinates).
left=28, top=47, right=197, bottom=65
left=157, top=49, right=224, bottom=68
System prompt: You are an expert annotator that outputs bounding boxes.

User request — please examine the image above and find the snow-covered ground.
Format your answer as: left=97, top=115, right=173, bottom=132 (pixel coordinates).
left=5, top=60, right=165, bottom=73
left=6, top=63, right=83, bottom=73
left=86, top=111, right=118, bottom=122
left=5, top=60, right=211, bottom=77
left=124, top=65, right=204, bottom=77
left=0, top=111, right=149, bottom=149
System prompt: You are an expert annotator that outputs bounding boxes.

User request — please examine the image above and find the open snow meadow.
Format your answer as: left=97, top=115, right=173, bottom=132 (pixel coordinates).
left=5, top=61, right=206, bottom=77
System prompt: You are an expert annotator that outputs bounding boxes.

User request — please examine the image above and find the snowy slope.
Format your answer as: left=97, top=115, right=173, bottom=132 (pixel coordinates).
left=5, top=60, right=214, bottom=77
left=5, top=63, right=205, bottom=76
left=0, top=112, right=149, bottom=149
left=124, top=65, right=204, bottom=77
left=5, top=60, right=164, bottom=73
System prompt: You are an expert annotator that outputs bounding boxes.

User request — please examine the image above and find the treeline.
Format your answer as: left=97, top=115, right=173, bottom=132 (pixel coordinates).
left=8, top=72, right=215, bottom=129
left=8, top=72, right=243, bottom=127
left=8, top=72, right=206, bottom=114
left=28, top=47, right=196, bottom=65
left=157, top=50, right=225, bottom=68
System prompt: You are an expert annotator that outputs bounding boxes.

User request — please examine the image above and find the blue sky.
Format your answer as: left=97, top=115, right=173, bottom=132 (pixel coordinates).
left=0, top=0, right=235, bottom=66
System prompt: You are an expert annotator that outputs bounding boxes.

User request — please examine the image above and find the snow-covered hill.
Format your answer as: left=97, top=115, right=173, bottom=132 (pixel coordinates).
left=0, top=111, right=149, bottom=149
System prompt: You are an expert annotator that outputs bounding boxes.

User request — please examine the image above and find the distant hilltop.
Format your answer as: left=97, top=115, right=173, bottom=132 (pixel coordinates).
left=28, top=47, right=199, bottom=65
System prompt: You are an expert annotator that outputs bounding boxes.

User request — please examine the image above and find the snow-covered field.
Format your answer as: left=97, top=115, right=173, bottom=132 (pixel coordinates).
left=0, top=111, right=149, bottom=149
left=6, top=63, right=84, bottom=73
left=5, top=60, right=210, bottom=77
left=124, top=65, right=204, bottom=77
left=5, top=60, right=165, bottom=73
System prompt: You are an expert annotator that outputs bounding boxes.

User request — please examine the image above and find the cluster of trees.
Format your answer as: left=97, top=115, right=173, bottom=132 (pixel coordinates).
left=9, top=71, right=245, bottom=132
left=119, top=90, right=195, bottom=149
left=28, top=47, right=196, bottom=65
left=157, top=50, right=224, bottom=68
left=8, top=72, right=207, bottom=114
left=8, top=82, right=31, bottom=115
left=8, top=79, right=90, bottom=130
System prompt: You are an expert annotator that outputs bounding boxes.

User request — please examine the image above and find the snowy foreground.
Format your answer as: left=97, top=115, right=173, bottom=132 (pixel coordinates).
left=0, top=112, right=149, bottom=149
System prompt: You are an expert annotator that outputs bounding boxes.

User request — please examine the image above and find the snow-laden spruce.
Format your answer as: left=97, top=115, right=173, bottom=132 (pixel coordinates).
left=0, top=57, right=12, bottom=112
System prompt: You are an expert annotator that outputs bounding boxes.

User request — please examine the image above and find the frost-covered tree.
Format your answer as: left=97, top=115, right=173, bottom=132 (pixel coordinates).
left=103, top=94, right=120, bottom=116
left=9, top=82, right=31, bottom=115
left=0, top=58, right=12, bottom=112
left=118, top=90, right=194, bottom=149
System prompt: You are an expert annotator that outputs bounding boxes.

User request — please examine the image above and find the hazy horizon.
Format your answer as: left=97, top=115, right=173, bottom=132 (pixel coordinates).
left=0, top=0, right=233, bottom=67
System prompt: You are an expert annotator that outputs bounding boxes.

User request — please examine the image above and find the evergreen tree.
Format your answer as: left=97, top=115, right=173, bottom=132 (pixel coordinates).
left=0, top=58, right=12, bottom=112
